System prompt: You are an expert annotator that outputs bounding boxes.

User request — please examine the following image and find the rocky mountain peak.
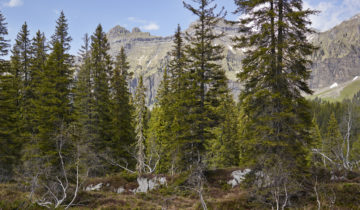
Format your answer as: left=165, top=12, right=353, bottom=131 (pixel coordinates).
left=349, top=13, right=360, bottom=21
left=310, top=12, right=360, bottom=89
left=132, top=27, right=142, bottom=33
left=108, top=25, right=130, bottom=38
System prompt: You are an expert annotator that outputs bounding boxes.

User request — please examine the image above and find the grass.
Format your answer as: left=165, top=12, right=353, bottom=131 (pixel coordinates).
left=2, top=168, right=360, bottom=209
left=308, top=79, right=360, bottom=102
left=338, top=79, right=360, bottom=101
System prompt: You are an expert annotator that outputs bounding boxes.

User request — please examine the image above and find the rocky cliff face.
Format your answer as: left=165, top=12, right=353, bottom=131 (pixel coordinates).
left=106, top=14, right=360, bottom=104
left=310, top=14, right=360, bottom=89
left=106, top=20, right=244, bottom=105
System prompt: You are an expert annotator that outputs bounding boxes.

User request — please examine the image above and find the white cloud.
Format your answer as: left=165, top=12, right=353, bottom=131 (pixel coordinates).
left=128, top=17, right=160, bottom=31
left=304, top=0, right=360, bottom=32
left=141, top=22, right=160, bottom=31
left=4, top=0, right=23, bottom=7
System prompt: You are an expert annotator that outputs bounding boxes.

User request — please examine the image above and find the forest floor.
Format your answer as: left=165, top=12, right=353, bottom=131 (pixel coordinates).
left=1, top=168, right=360, bottom=209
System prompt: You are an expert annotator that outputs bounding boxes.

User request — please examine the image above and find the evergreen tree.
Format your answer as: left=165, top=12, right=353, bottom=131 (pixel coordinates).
left=206, top=93, right=239, bottom=168
left=183, top=0, right=228, bottom=171
left=324, top=112, right=343, bottom=165
left=90, top=24, right=113, bottom=152
left=134, top=76, right=147, bottom=174
left=10, top=22, right=32, bottom=145
left=234, top=0, right=318, bottom=194
left=110, top=47, right=134, bottom=162
left=147, top=68, right=173, bottom=173
left=310, top=117, right=324, bottom=166
left=20, top=30, right=48, bottom=184
left=36, top=12, right=73, bottom=163
left=167, top=25, right=189, bottom=173
left=28, top=31, right=47, bottom=134
left=0, top=11, right=20, bottom=181
left=73, top=33, right=94, bottom=145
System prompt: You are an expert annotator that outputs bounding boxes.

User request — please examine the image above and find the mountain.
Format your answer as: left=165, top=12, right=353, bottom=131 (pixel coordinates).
left=308, top=76, right=360, bottom=102
left=106, top=14, right=360, bottom=104
left=309, top=14, right=360, bottom=90
left=106, top=20, right=243, bottom=105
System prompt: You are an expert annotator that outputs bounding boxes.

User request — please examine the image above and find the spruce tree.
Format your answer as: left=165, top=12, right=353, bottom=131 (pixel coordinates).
left=36, top=12, right=73, bottom=163
left=110, top=47, right=134, bottom=162
left=73, top=33, right=94, bottom=146
left=20, top=30, right=48, bottom=182
left=234, top=0, right=318, bottom=195
left=147, top=68, right=173, bottom=173
left=324, top=113, right=343, bottom=165
left=167, top=25, right=189, bottom=173
left=28, top=31, right=48, bottom=134
left=134, top=76, right=147, bottom=174
left=206, top=93, right=239, bottom=168
left=310, top=117, right=324, bottom=166
left=10, top=22, right=32, bottom=145
left=0, top=11, right=20, bottom=181
left=183, top=0, right=228, bottom=171
left=90, top=24, right=113, bottom=152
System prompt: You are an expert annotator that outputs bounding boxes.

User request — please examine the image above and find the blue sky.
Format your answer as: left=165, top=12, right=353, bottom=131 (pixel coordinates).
left=1, top=0, right=360, bottom=55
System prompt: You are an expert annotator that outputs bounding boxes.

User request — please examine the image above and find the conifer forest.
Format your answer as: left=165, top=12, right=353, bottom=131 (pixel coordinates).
left=1, top=0, right=360, bottom=209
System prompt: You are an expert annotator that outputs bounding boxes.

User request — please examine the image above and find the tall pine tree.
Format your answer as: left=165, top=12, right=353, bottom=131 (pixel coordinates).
left=234, top=0, right=318, bottom=195
left=90, top=24, right=113, bottom=152
left=0, top=11, right=19, bottom=181
left=10, top=22, right=32, bottom=146
left=36, top=11, right=73, bottom=163
left=110, top=47, right=134, bottom=162
left=183, top=0, right=228, bottom=171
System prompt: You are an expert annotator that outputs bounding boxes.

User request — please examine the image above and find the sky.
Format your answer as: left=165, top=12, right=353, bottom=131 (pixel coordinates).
left=1, top=0, right=360, bottom=55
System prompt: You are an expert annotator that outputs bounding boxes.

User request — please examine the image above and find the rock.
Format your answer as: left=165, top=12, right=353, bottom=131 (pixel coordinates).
left=310, top=13, right=360, bottom=90
left=116, top=187, right=125, bottom=194
left=134, top=176, right=167, bottom=193
left=85, top=183, right=103, bottom=191
left=136, top=177, right=149, bottom=193
left=132, top=27, right=141, bottom=33
left=227, top=169, right=251, bottom=188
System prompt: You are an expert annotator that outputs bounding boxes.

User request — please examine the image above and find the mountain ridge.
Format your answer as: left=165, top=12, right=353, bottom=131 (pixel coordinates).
left=105, top=14, right=360, bottom=104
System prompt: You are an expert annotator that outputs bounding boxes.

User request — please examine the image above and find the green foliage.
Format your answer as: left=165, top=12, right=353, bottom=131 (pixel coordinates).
left=0, top=12, right=20, bottom=181
left=206, top=93, right=239, bottom=168
left=110, top=47, right=134, bottom=162
left=182, top=0, right=227, bottom=166
left=90, top=24, right=113, bottom=152
left=310, top=117, right=324, bottom=165
left=35, top=12, right=73, bottom=163
left=324, top=113, right=343, bottom=161
left=234, top=0, right=317, bottom=181
left=73, top=33, right=94, bottom=146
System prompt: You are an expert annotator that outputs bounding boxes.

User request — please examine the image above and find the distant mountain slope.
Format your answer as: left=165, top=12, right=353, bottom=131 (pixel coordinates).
left=308, top=76, right=360, bottom=102
left=309, top=14, right=360, bottom=90
left=106, top=20, right=243, bottom=105
left=105, top=14, right=360, bottom=104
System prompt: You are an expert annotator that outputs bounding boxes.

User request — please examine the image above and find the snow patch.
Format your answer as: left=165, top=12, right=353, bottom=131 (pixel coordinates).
left=227, top=169, right=251, bottom=188
left=330, top=82, right=338, bottom=89
left=353, top=76, right=359, bottom=81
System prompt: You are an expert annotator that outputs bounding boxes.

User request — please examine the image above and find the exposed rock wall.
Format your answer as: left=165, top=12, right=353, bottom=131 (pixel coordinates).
left=310, top=14, right=360, bottom=89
